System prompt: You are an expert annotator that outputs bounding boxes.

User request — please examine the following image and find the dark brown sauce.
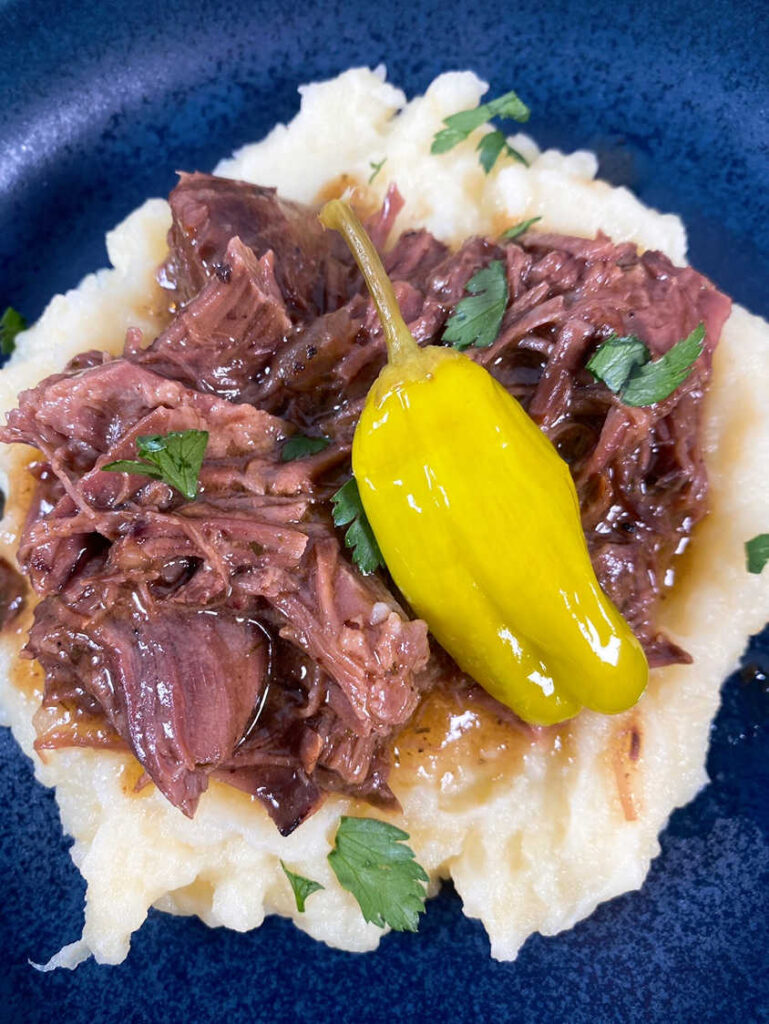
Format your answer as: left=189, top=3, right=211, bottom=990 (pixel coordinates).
left=1, top=448, right=38, bottom=538
left=10, top=640, right=41, bottom=698
left=143, top=286, right=175, bottom=333
left=315, top=174, right=363, bottom=204
left=34, top=701, right=125, bottom=751
left=314, top=175, right=383, bottom=224
left=3, top=450, right=40, bottom=696
left=120, top=758, right=152, bottom=798
left=389, top=688, right=572, bottom=811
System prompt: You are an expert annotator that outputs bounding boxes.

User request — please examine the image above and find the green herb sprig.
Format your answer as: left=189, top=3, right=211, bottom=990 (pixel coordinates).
left=368, top=158, right=387, bottom=184
left=586, top=334, right=651, bottom=394
left=1, top=307, right=26, bottom=356
left=281, top=434, right=331, bottom=462
left=745, top=534, right=769, bottom=575
left=587, top=324, right=705, bottom=407
left=328, top=817, right=428, bottom=932
left=332, top=478, right=385, bottom=575
left=431, top=89, right=531, bottom=174
left=104, top=429, right=209, bottom=500
left=443, top=260, right=509, bottom=351
left=281, top=861, right=324, bottom=913
left=500, top=216, right=542, bottom=241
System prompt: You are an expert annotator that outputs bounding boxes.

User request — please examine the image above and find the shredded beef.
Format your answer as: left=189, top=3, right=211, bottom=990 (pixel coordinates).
left=29, top=591, right=270, bottom=818
left=1, top=173, right=731, bottom=833
left=5, top=349, right=429, bottom=831
left=160, top=172, right=358, bottom=320
left=140, top=236, right=292, bottom=401
left=0, top=555, right=25, bottom=628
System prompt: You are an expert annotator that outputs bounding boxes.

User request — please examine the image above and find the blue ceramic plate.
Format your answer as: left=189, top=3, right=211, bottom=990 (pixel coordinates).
left=1, top=2, right=768, bottom=1021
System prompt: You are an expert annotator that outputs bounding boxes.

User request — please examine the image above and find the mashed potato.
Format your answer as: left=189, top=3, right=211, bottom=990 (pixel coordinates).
left=1, top=67, right=768, bottom=968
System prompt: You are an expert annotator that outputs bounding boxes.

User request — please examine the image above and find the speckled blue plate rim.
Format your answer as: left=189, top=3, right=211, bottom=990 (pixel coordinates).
left=1, top=2, right=768, bottom=1022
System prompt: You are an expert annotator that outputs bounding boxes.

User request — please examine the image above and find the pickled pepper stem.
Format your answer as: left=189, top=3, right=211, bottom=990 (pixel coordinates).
left=319, top=199, right=420, bottom=367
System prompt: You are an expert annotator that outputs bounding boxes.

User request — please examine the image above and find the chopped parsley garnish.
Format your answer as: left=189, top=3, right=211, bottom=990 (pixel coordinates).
left=587, top=323, right=705, bottom=407
left=368, top=158, right=387, bottom=184
left=327, top=816, right=428, bottom=932
left=586, top=334, right=651, bottom=394
left=500, top=216, right=542, bottom=241
left=745, top=535, right=769, bottom=575
left=476, top=131, right=508, bottom=174
left=331, top=478, right=384, bottom=575
left=103, top=429, right=209, bottom=500
left=280, top=861, right=324, bottom=913
left=442, top=260, right=509, bottom=350
left=431, top=89, right=531, bottom=173
left=1, top=306, right=27, bottom=356
left=281, top=434, right=331, bottom=462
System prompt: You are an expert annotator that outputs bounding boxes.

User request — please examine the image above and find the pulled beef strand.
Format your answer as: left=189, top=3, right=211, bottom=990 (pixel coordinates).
left=1, top=173, right=731, bottom=833
left=29, top=592, right=271, bottom=818
left=0, top=555, right=26, bottom=628
left=160, top=172, right=358, bottom=319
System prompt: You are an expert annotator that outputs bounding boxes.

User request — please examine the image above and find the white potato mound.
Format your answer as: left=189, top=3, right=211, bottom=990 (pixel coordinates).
left=1, top=67, right=768, bottom=969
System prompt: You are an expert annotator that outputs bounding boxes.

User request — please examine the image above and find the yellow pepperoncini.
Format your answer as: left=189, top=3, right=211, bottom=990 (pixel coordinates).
left=319, top=199, right=648, bottom=726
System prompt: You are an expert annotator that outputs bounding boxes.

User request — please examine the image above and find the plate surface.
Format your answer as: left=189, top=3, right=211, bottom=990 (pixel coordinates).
left=1, top=1, right=768, bottom=1021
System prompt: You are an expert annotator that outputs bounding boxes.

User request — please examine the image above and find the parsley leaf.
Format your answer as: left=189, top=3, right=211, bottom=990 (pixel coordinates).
left=745, top=534, right=769, bottom=575
left=368, top=158, right=387, bottom=184
left=586, top=334, right=650, bottom=394
left=587, top=323, right=705, bottom=407
left=438, top=90, right=530, bottom=139
left=500, top=216, right=542, bottom=240
left=331, top=478, right=384, bottom=575
left=621, top=324, right=705, bottom=407
left=476, top=130, right=507, bottom=174
left=443, top=260, right=509, bottom=350
left=102, top=458, right=166, bottom=479
left=486, top=90, right=531, bottom=123
left=327, top=816, right=428, bottom=932
left=431, top=89, right=530, bottom=173
left=280, top=861, right=324, bottom=912
left=281, top=434, right=331, bottom=462
left=1, top=307, right=27, bottom=356
left=431, top=125, right=468, bottom=154
left=104, top=429, right=209, bottom=500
